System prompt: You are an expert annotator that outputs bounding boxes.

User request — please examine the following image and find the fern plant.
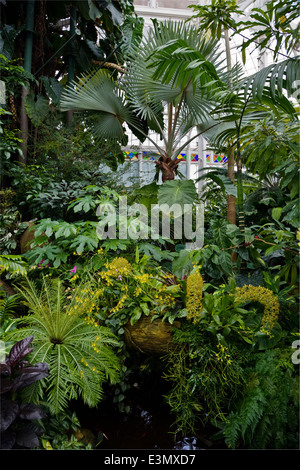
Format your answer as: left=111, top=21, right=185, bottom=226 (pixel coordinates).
left=221, top=348, right=299, bottom=449
left=5, top=276, right=120, bottom=415
left=0, top=290, right=21, bottom=358
left=0, top=254, right=28, bottom=277
left=0, top=291, right=20, bottom=322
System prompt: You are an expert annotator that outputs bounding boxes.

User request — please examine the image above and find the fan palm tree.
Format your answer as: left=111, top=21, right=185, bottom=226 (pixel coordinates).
left=60, top=20, right=233, bottom=182
left=142, top=13, right=299, bottom=227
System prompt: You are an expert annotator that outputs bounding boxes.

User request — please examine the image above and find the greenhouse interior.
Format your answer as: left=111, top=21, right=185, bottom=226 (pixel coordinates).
left=0, top=0, right=299, bottom=456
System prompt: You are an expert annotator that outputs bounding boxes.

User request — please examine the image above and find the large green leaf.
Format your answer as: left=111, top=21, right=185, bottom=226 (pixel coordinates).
left=105, top=1, right=123, bottom=26
left=197, top=170, right=237, bottom=197
left=41, top=76, right=63, bottom=106
left=158, top=180, right=197, bottom=208
left=25, top=91, right=50, bottom=127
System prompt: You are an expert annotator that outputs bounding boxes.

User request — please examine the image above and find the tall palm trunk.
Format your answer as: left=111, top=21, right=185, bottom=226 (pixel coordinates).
left=156, top=155, right=179, bottom=182
left=155, top=103, right=179, bottom=182
left=20, top=0, right=35, bottom=163
left=236, top=137, right=245, bottom=233
left=227, top=150, right=236, bottom=224
left=224, top=28, right=236, bottom=225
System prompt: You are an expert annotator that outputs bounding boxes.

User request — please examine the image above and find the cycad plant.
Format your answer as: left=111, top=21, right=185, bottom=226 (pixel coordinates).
left=60, top=20, right=232, bottom=182
left=6, top=276, right=120, bottom=415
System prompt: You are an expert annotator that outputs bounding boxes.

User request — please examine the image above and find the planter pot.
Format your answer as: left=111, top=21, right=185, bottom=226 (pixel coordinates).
left=124, top=314, right=180, bottom=356
left=20, top=222, right=45, bottom=254
left=20, top=222, right=36, bottom=254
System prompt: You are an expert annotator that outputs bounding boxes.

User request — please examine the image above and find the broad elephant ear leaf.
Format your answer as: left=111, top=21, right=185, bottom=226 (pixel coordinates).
left=25, top=91, right=50, bottom=127
left=158, top=180, right=198, bottom=208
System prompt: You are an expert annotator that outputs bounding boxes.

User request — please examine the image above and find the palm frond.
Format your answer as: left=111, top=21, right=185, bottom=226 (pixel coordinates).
left=60, top=69, right=131, bottom=141
left=6, top=276, right=120, bottom=414
left=0, top=291, right=21, bottom=319
left=124, top=20, right=227, bottom=127
left=241, top=56, right=300, bottom=102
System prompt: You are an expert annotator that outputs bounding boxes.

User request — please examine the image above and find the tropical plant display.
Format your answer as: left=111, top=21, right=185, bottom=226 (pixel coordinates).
left=0, top=0, right=299, bottom=453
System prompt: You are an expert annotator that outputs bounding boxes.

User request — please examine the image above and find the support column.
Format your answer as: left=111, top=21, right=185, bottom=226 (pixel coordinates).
left=138, top=148, right=143, bottom=183
left=186, top=131, right=192, bottom=180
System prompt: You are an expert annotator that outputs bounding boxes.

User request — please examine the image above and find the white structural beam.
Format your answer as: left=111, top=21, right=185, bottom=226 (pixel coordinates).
left=134, top=5, right=192, bottom=21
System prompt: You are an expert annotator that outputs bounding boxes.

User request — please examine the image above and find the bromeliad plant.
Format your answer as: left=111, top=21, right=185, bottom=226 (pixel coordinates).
left=5, top=276, right=121, bottom=415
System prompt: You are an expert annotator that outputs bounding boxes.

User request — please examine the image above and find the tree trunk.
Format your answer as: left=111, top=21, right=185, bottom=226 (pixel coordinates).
left=236, top=139, right=245, bottom=234
left=224, top=28, right=236, bottom=225
left=67, top=5, right=76, bottom=127
left=156, top=155, right=179, bottom=182
left=19, top=0, right=35, bottom=163
left=20, top=87, right=29, bottom=164
left=227, top=148, right=236, bottom=224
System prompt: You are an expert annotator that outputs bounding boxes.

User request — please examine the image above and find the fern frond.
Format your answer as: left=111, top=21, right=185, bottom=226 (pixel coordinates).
left=0, top=254, right=28, bottom=276
left=222, top=412, right=241, bottom=449
left=5, top=276, right=121, bottom=414
left=0, top=292, right=21, bottom=319
left=223, top=349, right=299, bottom=449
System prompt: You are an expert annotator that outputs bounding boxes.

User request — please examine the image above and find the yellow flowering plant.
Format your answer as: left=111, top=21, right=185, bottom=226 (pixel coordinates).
left=92, top=256, right=183, bottom=332
left=186, top=267, right=204, bottom=322
left=234, top=284, right=280, bottom=332
left=183, top=265, right=283, bottom=346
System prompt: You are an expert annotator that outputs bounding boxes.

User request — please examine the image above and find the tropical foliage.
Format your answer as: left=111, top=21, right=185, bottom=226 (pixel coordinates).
left=6, top=276, right=120, bottom=415
left=0, top=0, right=299, bottom=452
left=60, top=20, right=236, bottom=181
left=0, top=336, right=49, bottom=449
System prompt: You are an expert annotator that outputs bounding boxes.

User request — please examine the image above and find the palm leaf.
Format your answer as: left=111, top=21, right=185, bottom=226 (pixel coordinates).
left=6, top=276, right=120, bottom=414
left=241, top=56, right=300, bottom=102
left=60, top=68, right=131, bottom=141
